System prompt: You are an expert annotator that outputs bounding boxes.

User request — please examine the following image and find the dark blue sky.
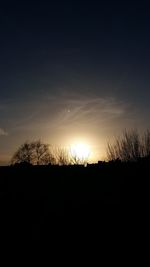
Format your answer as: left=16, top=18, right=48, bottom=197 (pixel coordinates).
left=1, top=0, right=150, bottom=163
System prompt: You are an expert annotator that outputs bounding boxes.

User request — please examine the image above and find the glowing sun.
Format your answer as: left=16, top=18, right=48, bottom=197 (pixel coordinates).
left=70, top=143, right=91, bottom=161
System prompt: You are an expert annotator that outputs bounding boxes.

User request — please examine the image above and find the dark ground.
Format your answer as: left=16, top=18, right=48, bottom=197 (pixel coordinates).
left=0, top=162, right=149, bottom=243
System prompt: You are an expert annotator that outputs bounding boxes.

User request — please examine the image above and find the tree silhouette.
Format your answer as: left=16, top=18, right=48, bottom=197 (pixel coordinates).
left=11, top=142, right=33, bottom=164
left=142, top=129, right=150, bottom=158
left=52, top=147, right=70, bottom=165
left=51, top=146, right=88, bottom=165
left=107, top=129, right=150, bottom=162
left=70, top=153, right=88, bottom=165
left=11, top=140, right=55, bottom=165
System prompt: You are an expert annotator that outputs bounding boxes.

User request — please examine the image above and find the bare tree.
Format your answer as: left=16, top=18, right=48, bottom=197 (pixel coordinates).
left=70, top=153, right=88, bottom=165
left=11, top=140, right=55, bottom=165
left=141, top=129, right=150, bottom=157
left=107, top=129, right=142, bottom=162
left=32, top=140, right=55, bottom=165
left=52, top=147, right=70, bottom=165
left=11, top=142, right=33, bottom=165
left=51, top=146, right=88, bottom=165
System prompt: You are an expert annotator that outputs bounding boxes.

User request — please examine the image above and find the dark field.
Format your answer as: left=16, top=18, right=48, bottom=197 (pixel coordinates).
left=0, top=162, right=149, bottom=241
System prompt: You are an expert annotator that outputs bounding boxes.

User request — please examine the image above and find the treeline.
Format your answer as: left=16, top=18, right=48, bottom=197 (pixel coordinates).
left=107, top=129, right=150, bottom=162
left=10, top=129, right=150, bottom=165
left=11, top=140, right=86, bottom=166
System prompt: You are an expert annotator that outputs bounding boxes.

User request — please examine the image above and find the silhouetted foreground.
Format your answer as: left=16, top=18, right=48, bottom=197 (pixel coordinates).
left=0, top=162, right=149, bottom=241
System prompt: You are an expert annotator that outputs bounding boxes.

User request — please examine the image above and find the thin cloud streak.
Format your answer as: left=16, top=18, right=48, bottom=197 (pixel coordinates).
left=0, top=92, right=129, bottom=135
left=52, top=96, right=127, bottom=129
left=0, top=128, right=8, bottom=136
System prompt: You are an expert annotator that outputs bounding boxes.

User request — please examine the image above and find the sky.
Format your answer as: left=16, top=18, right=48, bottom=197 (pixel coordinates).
left=1, top=0, right=150, bottom=164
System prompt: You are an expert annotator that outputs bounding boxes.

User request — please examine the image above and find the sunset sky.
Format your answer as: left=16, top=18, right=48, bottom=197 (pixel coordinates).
left=1, top=0, right=150, bottom=164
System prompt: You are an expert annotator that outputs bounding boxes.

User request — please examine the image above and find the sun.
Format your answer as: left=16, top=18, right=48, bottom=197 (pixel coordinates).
left=70, top=143, right=91, bottom=162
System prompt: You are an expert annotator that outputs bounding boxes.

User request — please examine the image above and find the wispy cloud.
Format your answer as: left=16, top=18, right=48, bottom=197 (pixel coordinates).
left=51, top=95, right=127, bottom=129
left=0, top=92, right=128, bottom=135
left=0, top=128, right=8, bottom=136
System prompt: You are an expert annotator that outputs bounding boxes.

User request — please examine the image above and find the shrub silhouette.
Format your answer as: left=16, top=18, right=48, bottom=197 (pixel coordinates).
left=11, top=140, right=55, bottom=165
left=52, top=147, right=70, bottom=165
left=141, top=129, right=150, bottom=157
left=51, top=146, right=88, bottom=165
left=107, top=129, right=150, bottom=162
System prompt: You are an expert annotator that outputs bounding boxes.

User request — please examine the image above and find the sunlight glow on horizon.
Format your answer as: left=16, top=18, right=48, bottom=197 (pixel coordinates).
left=70, top=142, right=91, bottom=162
left=60, top=135, right=103, bottom=163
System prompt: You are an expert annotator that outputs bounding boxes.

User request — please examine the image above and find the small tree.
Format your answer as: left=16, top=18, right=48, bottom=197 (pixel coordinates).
left=52, top=147, right=70, bottom=165
left=11, top=140, right=55, bottom=165
left=51, top=146, right=88, bottom=165
left=70, top=153, right=87, bottom=165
